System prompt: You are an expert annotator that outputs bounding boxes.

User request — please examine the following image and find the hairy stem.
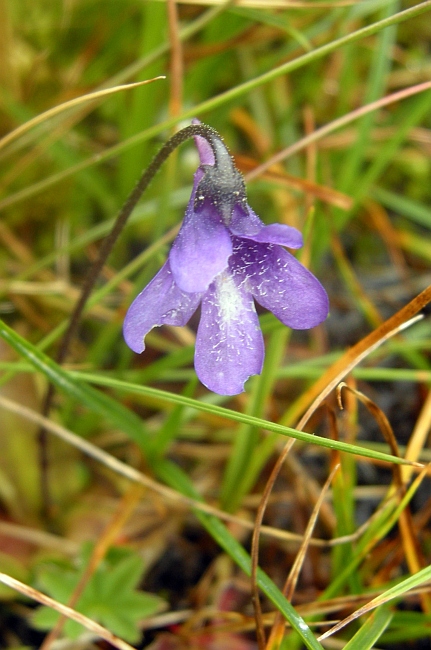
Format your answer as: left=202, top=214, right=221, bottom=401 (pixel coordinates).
left=38, top=122, right=224, bottom=518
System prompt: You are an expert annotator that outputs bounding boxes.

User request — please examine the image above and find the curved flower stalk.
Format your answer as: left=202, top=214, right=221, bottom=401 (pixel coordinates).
left=124, top=123, right=329, bottom=395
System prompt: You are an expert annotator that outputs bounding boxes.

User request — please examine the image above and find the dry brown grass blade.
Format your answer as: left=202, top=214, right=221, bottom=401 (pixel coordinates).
left=246, top=81, right=431, bottom=183
left=318, top=463, right=431, bottom=642
left=0, top=521, right=78, bottom=555
left=337, top=383, right=431, bottom=612
left=230, top=109, right=272, bottom=158
left=337, top=383, right=400, bottom=461
left=251, top=291, right=429, bottom=643
left=0, top=573, right=136, bottom=650
left=167, top=0, right=184, bottom=117
left=402, top=388, right=431, bottom=484
left=0, top=393, right=340, bottom=547
left=364, top=200, right=409, bottom=278
left=0, top=394, right=249, bottom=526
left=299, top=582, right=431, bottom=623
left=292, top=288, right=430, bottom=428
left=0, top=78, right=165, bottom=153
left=237, top=155, right=353, bottom=210
left=265, top=464, right=340, bottom=650
left=303, top=105, right=318, bottom=245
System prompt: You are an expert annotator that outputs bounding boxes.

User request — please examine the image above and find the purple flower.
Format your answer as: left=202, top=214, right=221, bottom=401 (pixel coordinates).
left=123, top=125, right=329, bottom=395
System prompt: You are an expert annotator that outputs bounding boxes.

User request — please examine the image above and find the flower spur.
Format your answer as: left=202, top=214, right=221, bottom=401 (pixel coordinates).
left=123, top=123, right=329, bottom=395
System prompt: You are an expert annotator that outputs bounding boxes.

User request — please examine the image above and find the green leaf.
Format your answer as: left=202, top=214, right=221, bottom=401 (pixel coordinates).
left=99, top=553, right=144, bottom=600
left=33, top=546, right=166, bottom=643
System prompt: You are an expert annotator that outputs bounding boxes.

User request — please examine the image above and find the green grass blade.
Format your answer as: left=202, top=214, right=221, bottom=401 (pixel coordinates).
left=75, top=371, right=420, bottom=468
left=0, top=319, right=325, bottom=649
left=371, top=185, right=431, bottom=229
left=338, top=0, right=400, bottom=195
left=343, top=607, right=393, bottom=650
left=3, top=2, right=430, bottom=213
left=352, top=89, right=431, bottom=206
left=354, top=564, right=431, bottom=622
left=0, top=319, right=425, bottom=470
left=0, top=320, right=150, bottom=451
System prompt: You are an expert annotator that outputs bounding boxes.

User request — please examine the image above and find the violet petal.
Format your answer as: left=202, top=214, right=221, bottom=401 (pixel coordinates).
left=194, top=135, right=215, bottom=166
left=229, top=204, right=264, bottom=237
left=169, top=199, right=232, bottom=293
left=249, top=222, right=303, bottom=249
left=194, top=271, right=264, bottom=395
left=192, top=118, right=215, bottom=166
left=230, top=205, right=303, bottom=248
left=123, top=261, right=201, bottom=353
left=232, top=239, right=329, bottom=329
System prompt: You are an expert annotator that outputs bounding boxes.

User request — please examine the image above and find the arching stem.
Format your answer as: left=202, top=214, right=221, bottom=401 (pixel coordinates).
left=38, top=122, right=227, bottom=519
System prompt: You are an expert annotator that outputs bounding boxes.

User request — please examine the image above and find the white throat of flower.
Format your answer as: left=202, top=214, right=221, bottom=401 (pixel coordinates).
left=214, top=271, right=245, bottom=328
